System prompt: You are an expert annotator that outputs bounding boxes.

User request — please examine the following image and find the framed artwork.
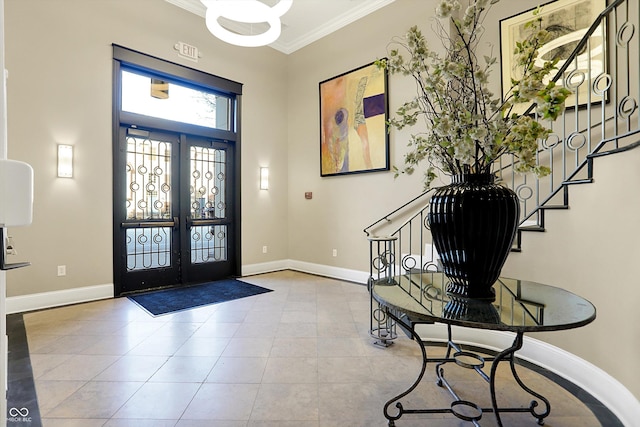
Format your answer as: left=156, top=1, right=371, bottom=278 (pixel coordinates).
left=319, top=61, right=389, bottom=177
left=500, top=0, right=606, bottom=114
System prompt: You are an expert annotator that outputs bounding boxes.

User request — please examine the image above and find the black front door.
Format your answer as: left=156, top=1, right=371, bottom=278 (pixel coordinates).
left=113, top=126, right=236, bottom=295
left=112, top=46, right=243, bottom=296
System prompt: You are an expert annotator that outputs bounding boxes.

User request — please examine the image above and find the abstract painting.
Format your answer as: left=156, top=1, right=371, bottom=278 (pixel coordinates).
left=319, top=61, right=389, bottom=176
left=500, top=0, right=606, bottom=114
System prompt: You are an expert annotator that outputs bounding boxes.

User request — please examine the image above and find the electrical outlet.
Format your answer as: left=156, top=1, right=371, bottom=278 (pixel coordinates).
left=262, top=246, right=268, bottom=254
left=332, top=249, right=338, bottom=257
left=57, top=265, right=66, bottom=276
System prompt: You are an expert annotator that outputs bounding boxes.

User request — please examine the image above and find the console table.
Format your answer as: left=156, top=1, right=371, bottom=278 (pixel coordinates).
left=370, top=272, right=596, bottom=426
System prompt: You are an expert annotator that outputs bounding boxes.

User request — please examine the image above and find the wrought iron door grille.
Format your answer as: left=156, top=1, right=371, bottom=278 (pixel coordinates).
left=124, top=135, right=174, bottom=271
left=190, top=145, right=228, bottom=264
left=126, top=227, right=171, bottom=270
left=126, top=136, right=172, bottom=220
left=191, top=225, right=227, bottom=264
left=190, top=146, right=226, bottom=219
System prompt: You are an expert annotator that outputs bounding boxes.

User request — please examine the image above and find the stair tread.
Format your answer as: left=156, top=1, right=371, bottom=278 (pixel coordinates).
left=540, top=204, right=569, bottom=210
left=519, top=225, right=545, bottom=232
left=563, top=178, right=593, bottom=185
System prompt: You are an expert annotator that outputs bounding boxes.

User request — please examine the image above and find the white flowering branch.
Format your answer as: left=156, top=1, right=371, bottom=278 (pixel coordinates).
left=377, top=0, right=571, bottom=188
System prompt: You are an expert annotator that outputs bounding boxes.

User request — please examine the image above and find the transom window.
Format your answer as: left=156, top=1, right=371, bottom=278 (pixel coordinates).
left=120, top=69, right=232, bottom=130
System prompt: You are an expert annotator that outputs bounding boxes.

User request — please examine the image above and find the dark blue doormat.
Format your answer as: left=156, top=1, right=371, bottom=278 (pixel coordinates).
left=128, top=279, right=273, bottom=316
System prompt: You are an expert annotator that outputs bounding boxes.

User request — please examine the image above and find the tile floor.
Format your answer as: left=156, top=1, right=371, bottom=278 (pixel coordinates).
left=19, top=270, right=611, bottom=426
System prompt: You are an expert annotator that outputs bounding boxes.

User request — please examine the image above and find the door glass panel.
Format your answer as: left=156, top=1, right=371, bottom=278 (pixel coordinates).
left=126, top=227, right=172, bottom=270
left=190, top=145, right=227, bottom=265
left=125, top=135, right=174, bottom=272
left=126, top=136, right=173, bottom=220
left=191, top=225, right=227, bottom=264
left=121, top=69, right=231, bottom=130
left=190, top=146, right=226, bottom=219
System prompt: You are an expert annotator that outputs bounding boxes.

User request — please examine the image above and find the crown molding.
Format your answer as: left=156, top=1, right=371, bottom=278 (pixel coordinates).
left=165, top=0, right=396, bottom=54
left=271, top=0, right=395, bottom=54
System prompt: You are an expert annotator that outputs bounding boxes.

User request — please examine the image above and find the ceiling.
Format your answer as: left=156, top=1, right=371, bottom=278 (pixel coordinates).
left=165, top=0, right=396, bottom=54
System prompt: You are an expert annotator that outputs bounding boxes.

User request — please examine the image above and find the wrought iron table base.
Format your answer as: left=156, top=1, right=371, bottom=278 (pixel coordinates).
left=383, top=310, right=550, bottom=427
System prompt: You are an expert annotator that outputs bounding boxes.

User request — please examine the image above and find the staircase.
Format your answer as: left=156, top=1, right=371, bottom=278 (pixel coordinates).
left=364, top=0, right=639, bottom=345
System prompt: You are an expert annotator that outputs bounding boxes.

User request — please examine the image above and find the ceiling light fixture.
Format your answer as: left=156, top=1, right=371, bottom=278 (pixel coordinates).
left=200, top=0, right=293, bottom=47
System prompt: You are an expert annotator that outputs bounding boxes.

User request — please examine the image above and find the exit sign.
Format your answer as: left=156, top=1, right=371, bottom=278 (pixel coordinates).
left=176, top=42, right=199, bottom=62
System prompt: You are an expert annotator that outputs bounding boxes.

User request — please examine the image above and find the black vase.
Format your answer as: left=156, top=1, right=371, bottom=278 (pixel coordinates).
left=428, top=174, right=520, bottom=300
left=443, top=294, right=501, bottom=324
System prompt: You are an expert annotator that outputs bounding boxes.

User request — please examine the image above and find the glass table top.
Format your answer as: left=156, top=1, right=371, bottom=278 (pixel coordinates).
left=371, top=272, right=596, bottom=332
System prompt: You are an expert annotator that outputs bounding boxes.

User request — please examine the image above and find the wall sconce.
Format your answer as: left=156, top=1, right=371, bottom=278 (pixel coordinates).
left=260, top=167, right=269, bottom=190
left=57, top=144, right=74, bottom=178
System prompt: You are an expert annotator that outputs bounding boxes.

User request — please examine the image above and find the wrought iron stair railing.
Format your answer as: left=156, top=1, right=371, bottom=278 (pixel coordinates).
left=364, top=0, right=639, bottom=344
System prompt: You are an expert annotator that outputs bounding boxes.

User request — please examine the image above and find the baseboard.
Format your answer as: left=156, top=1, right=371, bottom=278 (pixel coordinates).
left=242, top=259, right=369, bottom=284
left=414, top=324, right=639, bottom=427
left=6, top=284, right=113, bottom=314
left=241, top=260, right=289, bottom=276
left=287, top=260, right=369, bottom=284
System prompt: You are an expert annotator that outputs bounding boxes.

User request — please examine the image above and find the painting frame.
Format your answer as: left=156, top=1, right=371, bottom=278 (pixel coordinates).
left=319, top=60, right=389, bottom=177
left=499, top=0, right=607, bottom=114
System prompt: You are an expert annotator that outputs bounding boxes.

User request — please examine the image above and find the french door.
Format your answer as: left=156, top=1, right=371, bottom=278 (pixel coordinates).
left=112, top=45, right=243, bottom=296
left=114, top=126, right=236, bottom=295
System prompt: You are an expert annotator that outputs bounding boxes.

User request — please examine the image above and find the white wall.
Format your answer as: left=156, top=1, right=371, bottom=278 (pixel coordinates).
left=284, top=0, right=548, bottom=273
left=286, top=0, right=430, bottom=271
left=502, top=146, right=640, bottom=400
left=4, top=0, right=289, bottom=296
left=285, top=0, right=640, bottom=404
